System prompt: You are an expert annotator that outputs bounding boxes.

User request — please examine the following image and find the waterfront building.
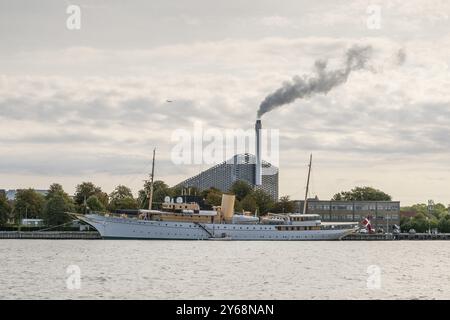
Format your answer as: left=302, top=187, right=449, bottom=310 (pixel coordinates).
left=294, top=199, right=401, bottom=232
left=4, top=189, right=48, bottom=201
left=21, top=218, right=44, bottom=227
left=175, top=153, right=279, bottom=200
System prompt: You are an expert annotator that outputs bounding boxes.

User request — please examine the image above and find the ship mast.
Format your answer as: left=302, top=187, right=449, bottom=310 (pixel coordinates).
left=148, top=148, right=156, bottom=210
left=303, top=154, right=312, bottom=214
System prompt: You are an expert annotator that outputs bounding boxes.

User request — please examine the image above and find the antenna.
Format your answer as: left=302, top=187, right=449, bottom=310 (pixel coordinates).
left=303, top=154, right=312, bottom=214
left=148, top=148, right=156, bottom=210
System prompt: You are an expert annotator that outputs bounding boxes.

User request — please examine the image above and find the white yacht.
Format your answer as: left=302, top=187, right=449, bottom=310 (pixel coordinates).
left=74, top=194, right=357, bottom=240
left=73, top=150, right=357, bottom=240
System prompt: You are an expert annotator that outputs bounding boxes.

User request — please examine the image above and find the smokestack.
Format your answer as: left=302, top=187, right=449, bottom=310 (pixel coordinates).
left=255, top=119, right=262, bottom=186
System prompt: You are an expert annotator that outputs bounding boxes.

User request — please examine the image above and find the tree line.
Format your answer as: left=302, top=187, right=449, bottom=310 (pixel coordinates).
left=400, top=203, right=450, bottom=233
left=2, top=183, right=449, bottom=232
left=0, top=180, right=294, bottom=227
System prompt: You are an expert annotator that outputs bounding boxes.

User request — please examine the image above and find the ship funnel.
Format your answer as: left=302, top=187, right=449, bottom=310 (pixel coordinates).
left=255, top=119, right=262, bottom=186
left=221, top=194, right=235, bottom=222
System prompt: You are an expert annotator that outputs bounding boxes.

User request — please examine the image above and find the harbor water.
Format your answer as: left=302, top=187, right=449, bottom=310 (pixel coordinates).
left=1, top=240, right=449, bottom=299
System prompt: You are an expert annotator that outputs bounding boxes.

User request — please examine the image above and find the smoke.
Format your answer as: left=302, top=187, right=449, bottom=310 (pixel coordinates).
left=396, top=48, right=406, bottom=66
left=257, top=45, right=373, bottom=118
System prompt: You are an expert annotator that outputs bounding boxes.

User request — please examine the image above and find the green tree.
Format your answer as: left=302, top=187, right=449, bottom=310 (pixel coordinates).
left=272, top=195, right=295, bottom=213
left=109, top=185, right=137, bottom=210
left=401, top=213, right=437, bottom=233
left=205, top=188, right=223, bottom=206
left=86, top=195, right=105, bottom=212
left=43, top=184, right=75, bottom=226
left=401, top=202, right=449, bottom=222
left=240, top=194, right=257, bottom=213
left=138, top=180, right=171, bottom=209
left=438, top=215, right=450, bottom=233
left=0, top=194, right=11, bottom=226
left=46, top=183, right=67, bottom=200
left=234, top=199, right=243, bottom=212
left=432, top=203, right=449, bottom=219
left=14, top=189, right=45, bottom=220
left=332, top=186, right=392, bottom=201
left=74, top=182, right=108, bottom=212
left=43, top=194, right=72, bottom=226
left=110, top=185, right=133, bottom=200
left=200, top=187, right=221, bottom=199
left=253, top=189, right=274, bottom=215
left=230, top=180, right=253, bottom=201
left=114, top=197, right=138, bottom=210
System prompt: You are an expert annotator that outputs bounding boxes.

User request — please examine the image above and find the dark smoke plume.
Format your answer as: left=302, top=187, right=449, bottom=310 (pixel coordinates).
left=257, top=45, right=373, bottom=118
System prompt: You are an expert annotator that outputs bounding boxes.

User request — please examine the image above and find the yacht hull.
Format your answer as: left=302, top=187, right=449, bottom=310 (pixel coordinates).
left=77, top=214, right=354, bottom=241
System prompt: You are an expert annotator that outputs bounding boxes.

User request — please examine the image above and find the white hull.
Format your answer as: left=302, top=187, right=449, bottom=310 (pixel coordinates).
left=78, top=214, right=354, bottom=241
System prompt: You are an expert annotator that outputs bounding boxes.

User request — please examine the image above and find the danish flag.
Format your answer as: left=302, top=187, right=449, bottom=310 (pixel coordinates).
left=361, top=216, right=373, bottom=233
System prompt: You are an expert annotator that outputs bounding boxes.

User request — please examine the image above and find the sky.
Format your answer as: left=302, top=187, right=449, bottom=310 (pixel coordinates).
left=0, top=0, right=449, bottom=205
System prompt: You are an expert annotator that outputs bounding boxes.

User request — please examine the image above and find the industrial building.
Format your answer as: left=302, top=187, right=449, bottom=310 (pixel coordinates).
left=175, top=153, right=279, bottom=200
left=175, top=120, right=279, bottom=200
left=294, top=199, right=401, bottom=232
left=2, top=189, right=48, bottom=201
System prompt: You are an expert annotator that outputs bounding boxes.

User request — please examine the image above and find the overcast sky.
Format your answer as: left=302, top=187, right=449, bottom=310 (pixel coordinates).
left=0, top=0, right=449, bottom=205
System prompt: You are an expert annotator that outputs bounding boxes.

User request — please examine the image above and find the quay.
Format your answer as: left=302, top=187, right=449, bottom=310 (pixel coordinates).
left=343, top=233, right=450, bottom=241
left=2, top=231, right=450, bottom=240
left=0, top=231, right=101, bottom=239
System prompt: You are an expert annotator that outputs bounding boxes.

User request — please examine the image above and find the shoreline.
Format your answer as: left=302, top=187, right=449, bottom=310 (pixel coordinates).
left=2, top=231, right=450, bottom=240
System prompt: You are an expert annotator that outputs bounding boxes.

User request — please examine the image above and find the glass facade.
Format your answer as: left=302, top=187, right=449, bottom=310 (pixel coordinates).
left=294, top=200, right=401, bottom=232
left=175, top=153, right=279, bottom=200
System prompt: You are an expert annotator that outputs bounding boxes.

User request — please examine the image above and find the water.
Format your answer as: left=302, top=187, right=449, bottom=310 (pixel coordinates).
left=1, top=240, right=449, bottom=299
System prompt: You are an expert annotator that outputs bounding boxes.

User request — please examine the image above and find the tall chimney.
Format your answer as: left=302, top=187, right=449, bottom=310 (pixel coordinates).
left=255, top=119, right=262, bottom=186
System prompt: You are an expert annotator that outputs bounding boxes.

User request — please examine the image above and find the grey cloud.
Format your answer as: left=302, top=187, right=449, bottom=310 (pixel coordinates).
left=0, top=151, right=187, bottom=177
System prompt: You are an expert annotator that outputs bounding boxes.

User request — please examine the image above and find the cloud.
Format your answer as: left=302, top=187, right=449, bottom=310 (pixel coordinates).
left=0, top=34, right=450, bottom=203
left=259, top=16, right=295, bottom=28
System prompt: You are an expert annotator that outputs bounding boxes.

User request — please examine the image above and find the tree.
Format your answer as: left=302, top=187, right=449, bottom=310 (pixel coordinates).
left=74, top=182, right=108, bottom=212
left=272, top=196, right=295, bottom=213
left=240, top=194, right=257, bottom=213
left=432, top=203, right=448, bottom=219
left=110, top=185, right=133, bottom=200
left=113, top=197, right=138, bottom=210
left=401, top=202, right=449, bottom=222
left=200, top=187, right=221, bottom=199
left=86, top=195, right=105, bottom=212
left=253, top=189, right=274, bottom=215
left=332, top=186, right=392, bottom=201
left=43, top=184, right=75, bottom=226
left=14, top=189, right=45, bottom=220
left=400, top=213, right=437, bottom=233
left=43, top=194, right=72, bottom=226
left=138, top=180, right=171, bottom=209
left=401, top=203, right=427, bottom=215
left=205, top=188, right=223, bottom=206
left=234, top=199, right=243, bottom=212
left=438, top=215, right=450, bottom=233
left=46, top=183, right=68, bottom=200
left=109, top=185, right=137, bottom=211
left=0, top=194, right=11, bottom=226
left=230, top=180, right=253, bottom=201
